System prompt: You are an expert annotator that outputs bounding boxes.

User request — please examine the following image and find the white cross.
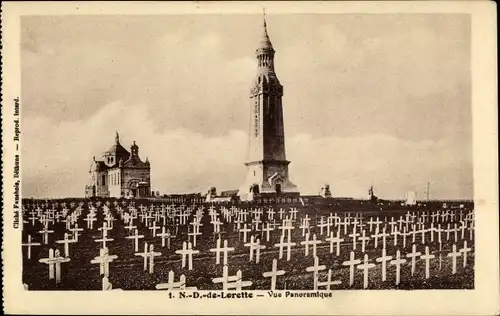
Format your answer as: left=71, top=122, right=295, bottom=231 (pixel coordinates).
left=156, top=270, right=196, bottom=290
left=102, top=276, right=122, bottom=291
left=156, top=226, right=174, bottom=248
left=317, top=216, right=328, bottom=236
left=459, top=221, right=467, bottom=239
left=226, top=269, right=253, bottom=290
left=406, top=244, right=422, bottom=277
left=98, top=222, right=112, bottom=237
left=379, top=227, right=390, bottom=250
left=240, top=209, right=249, bottom=221
left=135, top=243, right=162, bottom=274
left=84, top=214, right=97, bottom=230
left=325, top=229, right=344, bottom=256
left=445, top=223, right=452, bottom=241
left=372, top=217, right=382, bottom=232
left=254, top=239, right=266, bottom=264
left=278, top=218, right=295, bottom=237
left=435, top=224, right=443, bottom=244
left=175, top=241, right=199, bottom=270
left=274, top=233, right=296, bottom=261
left=317, top=268, right=342, bottom=290
left=371, top=227, right=382, bottom=248
left=178, top=211, right=189, bottom=225
left=342, top=251, right=361, bottom=286
left=375, top=248, right=393, bottom=282
left=420, top=246, right=435, bottom=279
left=459, top=240, right=472, bottom=268
left=148, top=221, right=160, bottom=237
left=348, top=225, right=360, bottom=250
left=39, top=249, right=70, bottom=284
left=400, top=226, right=408, bottom=247
left=233, top=217, right=243, bottom=231
left=390, top=250, right=407, bottom=285
left=262, top=258, right=285, bottom=290
left=468, top=220, right=475, bottom=240
left=300, top=233, right=312, bottom=257
left=38, top=227, right=54, bottom=245
left=447, top=244, right=461, bottom=274
left=357, top=253, right=376, bottom=289
left=190, top=219, right=203, bottom=233
left=244, top=236, right=259, bottom=262
left=239, top=224, right=252, bottom=243
left=90, top=247, right=118, bottom=278
left=219, top=240, right=235, bottom=265
left=420, top=226, right=427, bottom=244
left=359, top=229, right=371, bottom=253
left=105, top=214, right=115, bottom=229
left=39, top=216, right=51, bottom=228
left=69, top=224, right=84, bottom=242
left=126, top=229, right=145, bottom=252
left=299, top=218, right=310, bottom=237
left=453, top=223, right=459, bottom=242
left=388, top=217, right=398, bottom=233
left=187, top=226, right=202, bottom=247
left=56, top=233, right=76, bottom=257
left=22, top=235, right=41, bottom=260
left=210, top=238, right=224, bottom=265
left=211, top=218, right=222, bottom=234
left=391, top=227, right=400, bottom=246
left=252, top=217, right=262, bottom=231
left=339, top=217, right=350, bottom=235
left=212, top=265, right=238, bottom=290
left=95, top=232, right=114, bottom=249
left=278, top=208, right=285, bottom=220
left=429, top=223, right=435, bottom=242
left=267, top=208, right=275, bottom=221
left=306, top=256, right=326, bottom=290
left=261, top=222, right=274, bottom=242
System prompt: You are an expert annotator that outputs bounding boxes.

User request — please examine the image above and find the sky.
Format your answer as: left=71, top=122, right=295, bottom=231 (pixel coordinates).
left=21, top=13, right=473, bottom=199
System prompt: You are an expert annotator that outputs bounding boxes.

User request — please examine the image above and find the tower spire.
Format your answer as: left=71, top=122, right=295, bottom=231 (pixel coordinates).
left=115, top=131, right=120, bottom=144
left=263, top=8, right=267, bottom=29
left=258, top=8, right=273, bottom=50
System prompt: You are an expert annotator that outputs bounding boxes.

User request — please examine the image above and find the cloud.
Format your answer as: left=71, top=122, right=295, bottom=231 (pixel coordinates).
left=22, top=102, right=473, bottom=199
left=22, top=14, right=471, bottom=143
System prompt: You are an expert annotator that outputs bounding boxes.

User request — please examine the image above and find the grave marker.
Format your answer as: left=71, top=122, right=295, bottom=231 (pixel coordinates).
left=342, top=251, right=361, bottom=287
left=262, top=258, right=285, bottom=290
left=357, top=254, right=376, bottom=289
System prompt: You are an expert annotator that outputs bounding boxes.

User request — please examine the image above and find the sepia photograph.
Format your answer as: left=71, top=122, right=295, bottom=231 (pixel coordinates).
left=2, top=1, right=498, bottom=315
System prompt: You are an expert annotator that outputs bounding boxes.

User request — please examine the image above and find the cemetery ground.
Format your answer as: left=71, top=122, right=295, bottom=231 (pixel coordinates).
left=21, top=200, right=475, bottom=291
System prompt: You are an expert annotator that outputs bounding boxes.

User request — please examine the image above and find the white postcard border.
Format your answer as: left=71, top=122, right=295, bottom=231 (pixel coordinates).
left=2, top=1, right=498, bottom=315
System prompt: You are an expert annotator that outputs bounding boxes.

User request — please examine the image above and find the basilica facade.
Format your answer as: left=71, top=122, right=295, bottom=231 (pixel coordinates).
left=84, top=133, right=151, bottom=198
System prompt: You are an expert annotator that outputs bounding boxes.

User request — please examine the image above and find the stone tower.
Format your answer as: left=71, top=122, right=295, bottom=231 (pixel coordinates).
left=238, top=13, right=298, bottom=201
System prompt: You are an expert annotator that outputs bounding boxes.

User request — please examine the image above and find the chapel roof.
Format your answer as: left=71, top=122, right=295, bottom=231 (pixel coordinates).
left=104, top=132, right=130, bottom=159
left=90, top=160, right=107, bottom=172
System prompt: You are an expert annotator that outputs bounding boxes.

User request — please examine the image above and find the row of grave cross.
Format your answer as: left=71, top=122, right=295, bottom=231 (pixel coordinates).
left=23, top=208, right=474, bottom=275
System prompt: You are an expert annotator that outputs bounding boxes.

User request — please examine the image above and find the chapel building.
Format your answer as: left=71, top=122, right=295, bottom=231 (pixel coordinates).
left=84, top=132, right=151, bottom=198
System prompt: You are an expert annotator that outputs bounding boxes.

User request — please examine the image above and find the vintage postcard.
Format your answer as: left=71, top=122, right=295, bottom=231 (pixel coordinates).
left=2, top=1, right=498, bottom=315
